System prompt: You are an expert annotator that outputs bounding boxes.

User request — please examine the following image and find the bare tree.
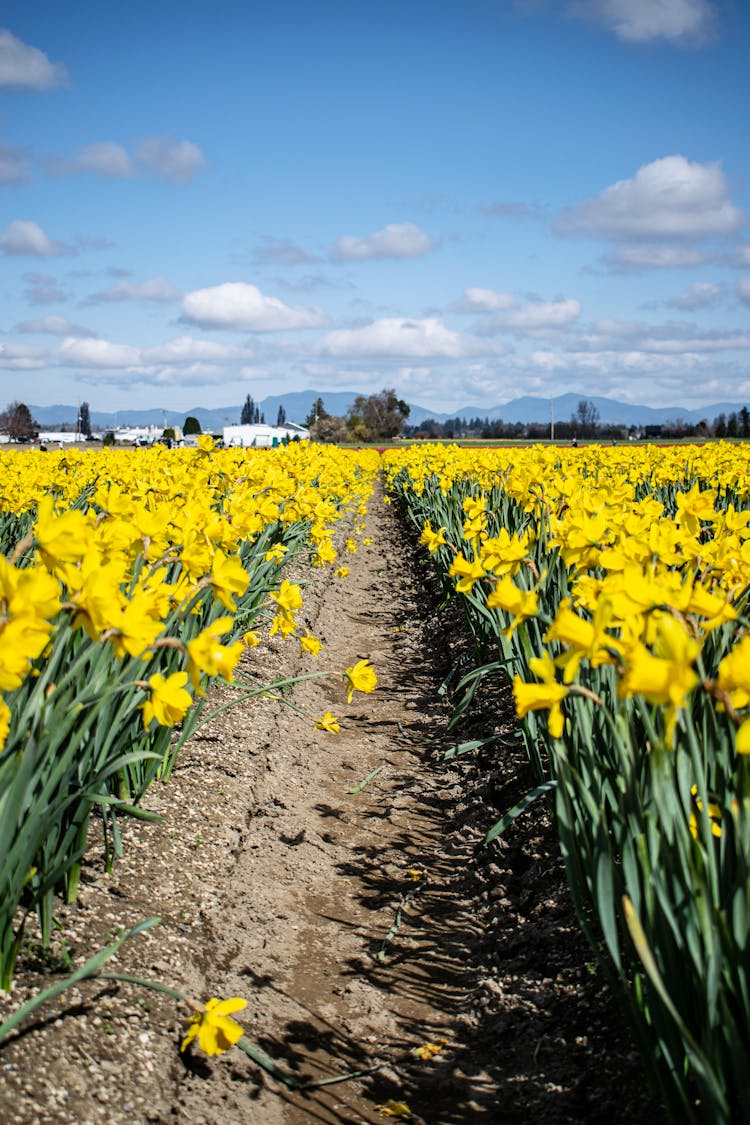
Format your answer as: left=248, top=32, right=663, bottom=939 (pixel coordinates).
left=0, top=401, right=37, bottom=442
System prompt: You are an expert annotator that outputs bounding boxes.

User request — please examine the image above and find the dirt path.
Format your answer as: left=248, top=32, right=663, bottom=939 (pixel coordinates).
left=0, top=483, right=660, bottom=1124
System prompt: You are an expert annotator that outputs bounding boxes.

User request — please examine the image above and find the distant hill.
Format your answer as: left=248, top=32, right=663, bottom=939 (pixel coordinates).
left=27, top=390, right=748, bottom=432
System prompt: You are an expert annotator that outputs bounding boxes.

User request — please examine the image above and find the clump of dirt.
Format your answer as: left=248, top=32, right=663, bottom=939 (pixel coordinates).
left=0, top=483, right=663, bottom=1124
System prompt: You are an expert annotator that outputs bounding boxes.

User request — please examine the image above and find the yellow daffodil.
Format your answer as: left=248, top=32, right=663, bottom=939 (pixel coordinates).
left=299, top=631, right=323, bottom=657
left=344, top=659, right=378, bottom=702
left=376, top=1101, right=413, bottom=1119
left=141, top=671, right=192, bottom=728
left=448, top=553, right=485, bottom=593
left=419, top=521, right=447, bottom=554
left=413, top=1038, right=447, bottom=1060
left=513, top=652, right=567, bottom=738
left=270, top=580, right=303, bottom=614
left=334, top=565, right=349, bottom=578
left=0, top=698, right=10, bottom=751
left=487, top=575, right=539, bottom=637
left=314, top=711, right=340, bottom=732
left=181, top=997, right=247, bottom=1056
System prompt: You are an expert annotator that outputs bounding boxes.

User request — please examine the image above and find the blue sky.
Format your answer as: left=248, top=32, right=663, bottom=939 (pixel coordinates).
left=1, top=0, right=749, bottom=417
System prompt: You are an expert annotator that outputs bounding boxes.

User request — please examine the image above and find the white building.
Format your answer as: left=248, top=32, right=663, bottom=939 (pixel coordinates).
left=222, top=423, right=310, bottom=448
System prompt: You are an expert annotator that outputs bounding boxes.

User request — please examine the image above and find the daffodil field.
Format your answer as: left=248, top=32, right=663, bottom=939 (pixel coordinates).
left=383, top=441, right=750, bottom=1123
left=0, top=439, right=379, bottom=994
left=4, top=435, right=750, bottom=1120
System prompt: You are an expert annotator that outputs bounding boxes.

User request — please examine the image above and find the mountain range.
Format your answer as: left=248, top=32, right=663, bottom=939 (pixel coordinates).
left=27, top=390, right=748, bottom=432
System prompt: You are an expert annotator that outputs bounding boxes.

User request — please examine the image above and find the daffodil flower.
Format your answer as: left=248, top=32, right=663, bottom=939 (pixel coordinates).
left=299, top=631, right=323, bottom=657
left=141, top=671, right=192, bottom=728
left=314, top=711, right=340, bottom=732
left=344, top=659, right=377, bottom=702
left=513, top=652, right=567, bottom=738
left=181, top=996, right=247, bottom=1056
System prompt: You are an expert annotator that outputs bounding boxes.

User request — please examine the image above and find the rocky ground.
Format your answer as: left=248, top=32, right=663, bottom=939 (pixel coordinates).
left=0, top=483, right=663, bottom=1124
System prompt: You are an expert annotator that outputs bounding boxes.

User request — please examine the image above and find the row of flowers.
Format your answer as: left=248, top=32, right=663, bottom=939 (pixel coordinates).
left=0, top=440, right=380, bottom=990
left=384, top=441, right=750, bottom=1125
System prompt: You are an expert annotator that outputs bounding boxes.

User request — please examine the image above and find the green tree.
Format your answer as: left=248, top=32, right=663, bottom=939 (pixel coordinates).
left=79, top=401, right=92, bottom=437
left=241, top=395, right=255, bottom=424
left=183, top=415, right=202, bottom=435
left=276, top=404, right=287, bottom=427
left=305, top=397, right=328, bottom=427
left=345, top=389, right=410, bottom=442
left=0, top=401, right=37, bottom=442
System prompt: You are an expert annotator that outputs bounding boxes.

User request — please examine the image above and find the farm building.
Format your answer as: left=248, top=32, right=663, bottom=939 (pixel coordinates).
left=222, top=422, right=310, bottom=448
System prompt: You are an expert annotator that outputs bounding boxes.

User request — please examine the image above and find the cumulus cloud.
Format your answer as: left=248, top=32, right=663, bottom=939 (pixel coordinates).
left=0, top=342, right=47, bottom=369
left=567, top=0, right=718, bottom=45
left=601, top=244, right=714, bottom=271
left=666, top=281, right=724, bottom=310
left=457, top=287, right=517, bottom=312
left=317, top=317, right=465, bottom=358
left=68, top=142, right=134, bottom=179
left=141, top=337, right=250, bottom=365
left=134, top=137, right=206, bottom=182
left=181, top=282, right=327, bottom=332
left=58, top=337, right=141, bottom=369
left=84, top=275, right=181, bottom=304
left=45, top=136, right=207, bottom=183
left=0, top=219, right=71, bottom=258
left=331, top=222, right=436, bottom=261
left=57, top=334, right=252, bottom=372
left=731, top=245, right=750, bottom=268
left=557, top=156, right=744, bottom=240
left=22, top=273, right=68, bottom=305
left=15, top=314, right=96, bottom=337
left=0, top=29, right=68, bottom=90
left=571, top=317, right=750, bottom=354
left=502, top=298, right=582, bottom=332
left=253, top=236, right=319, bottom=265
left=0, top=142, right=33, bottom=184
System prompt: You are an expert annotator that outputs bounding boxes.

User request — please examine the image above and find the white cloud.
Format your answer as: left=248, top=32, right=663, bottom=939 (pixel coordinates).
left=602, top=244, right=714, bottom=270
left=0, top=219, right=70, bottom=258
left=58, top=334, right=252, bottom=371
left=142, top=337, right=250, bottom=365
left=0, top=342, right=47, bottom=369
left=558, top=156, right=744, bottom=240
left=567, top=0, right=717, bottom=45
left=738, top=278, right=750, bottom=307
left=573, top=318, right=749, bottom=354
left=502, top=298, right=582, bottom=332
left=59, top=337, right=141, bottom=368
left=85, top=275, right=181, bottom=304
left=253, top=236, right=319, bottom=265
left=0, top=142, right=32, bottom=184
left=0, top=29, right=68, bottom=90
left=15, top=315, right=96, bottom=337
left=45, top=136, right=207, bottom=183
left=70, top=142, right=134, bottom=179
left=331, top=222, right=435, bottom=261
left=134, top=137, right=206, bottom=183
left=317, top=317, right=465, bottom=358
left=458, top=287, right=517, bottom=312
left=733, top=246, right=750, bottom=268
left=181, top=282, right=327, bottom=331
left=666, top=281, right=724, bottom=310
